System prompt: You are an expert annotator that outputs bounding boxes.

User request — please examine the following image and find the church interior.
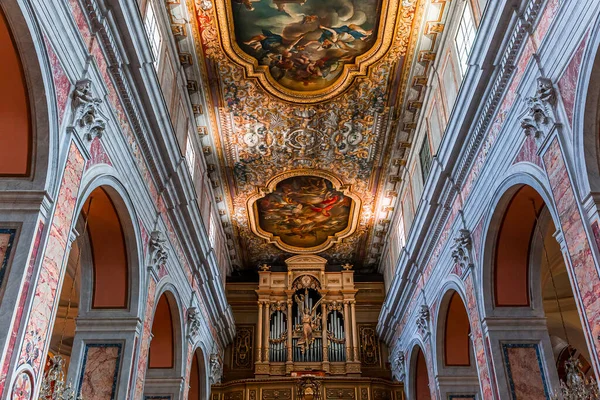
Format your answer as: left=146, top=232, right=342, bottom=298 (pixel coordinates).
left=0, top=0, right=600, bottom=399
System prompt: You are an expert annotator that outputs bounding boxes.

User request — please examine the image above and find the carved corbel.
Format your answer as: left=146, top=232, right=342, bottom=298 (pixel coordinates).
left=520, top=77, right=558, bottom=147
left=71, top=79, right=106, bottom=141
left=392, top=351, right=406, bottom=382
left=209, top=353, right=223, bottom=385
left=148, top=230, right=169, bottom=272
left=451, top=229, right=473, bottom=276
left=187, top=306, right=202, bottom=337
left=415, top=304, right=430, bottom=337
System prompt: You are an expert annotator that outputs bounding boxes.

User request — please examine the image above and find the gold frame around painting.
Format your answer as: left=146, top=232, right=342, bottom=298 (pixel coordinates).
left=246, top=169, right=362, bottom=254
left=214, top=0, right=401, bottom=103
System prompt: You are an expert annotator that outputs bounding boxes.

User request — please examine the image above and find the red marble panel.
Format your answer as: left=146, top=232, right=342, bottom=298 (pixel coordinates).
left=533, top=0, right=560, bottom=46
left=87, top=137, right=112, bottom=168
left=0, top=222, right=44, bottom=393
left=504, top=346, right=547, bottom=399
left=464, top=274, right=494, bottom=398
left=134, top=278, right=157, bottom=399
left=43, top=36, right=70, bottom=127
left=591, top=221, right=600, bottom=253
left=183, top=342, right=194, bottom=400
left=559, top=31, right=590, bottom=128
left=543, top=138, right=600, bottom=360
left=513, top=135, right=542, bottom=168
left=80, top=346, right=120, bottom=399
left=15, top=142, right=85, bottom=380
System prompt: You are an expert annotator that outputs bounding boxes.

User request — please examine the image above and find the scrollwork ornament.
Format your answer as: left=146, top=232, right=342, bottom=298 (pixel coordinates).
left=148, top=230, right=169, bottom=272
left=451, top=229, right=473, bottom=276
left=71, top=79, right=106, bottom=141
left=209, top=353, right=223, bottom=385
left=187, top=307, right=202, bottom=337
left=520, top=77, right=558, bottom=146
left=415, top=305, right=430, bottom=337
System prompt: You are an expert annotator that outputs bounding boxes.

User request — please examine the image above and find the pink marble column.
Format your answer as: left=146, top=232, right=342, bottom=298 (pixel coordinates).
left=133, top=277, right=157, bottom=399
left=463, top=273, right=496, bottom=399
left=543, top=138, right=600, bottom=370
left=5, top=142, right=86, bottom=397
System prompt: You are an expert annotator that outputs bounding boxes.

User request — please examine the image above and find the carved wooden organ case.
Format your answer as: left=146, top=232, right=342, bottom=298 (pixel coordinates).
left=255, top=255, right=361, bottom=377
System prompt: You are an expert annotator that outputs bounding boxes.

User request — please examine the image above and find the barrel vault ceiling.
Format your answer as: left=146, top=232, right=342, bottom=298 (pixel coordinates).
left=181, top=0, right=448, bottom=275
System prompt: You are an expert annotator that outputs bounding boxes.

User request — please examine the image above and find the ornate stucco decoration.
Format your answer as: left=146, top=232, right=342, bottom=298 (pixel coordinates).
left=520, top=77, right=558, bottom=146
left=451, top=228, right=473, bottom=276
left=415, top=304, right=429, bottom=337
left=247, top=170, right=362, bottom=254
left=148, top=230, right=169, bottom=271
left=188, top=0, right=421, bottom=270
left=392, top=351, right=405, bottom=382
left=213, top=0, right=402, bottom=103
left=71, top=78, right=106, bottom=141
left=297, top=377, right=322, bottom=400
left=187, top=307, right=202, bottom=337
left=209, top=353, right=223, bottom=385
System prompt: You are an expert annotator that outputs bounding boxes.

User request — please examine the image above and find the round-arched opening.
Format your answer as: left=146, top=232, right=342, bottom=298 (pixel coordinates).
left=149, top=294, right=175, bottom=369
left=414, top=347, right=431, bottom=400
left=0, top=7, right=31, bottom=176
left=188, top=348, right=207, bottom=400
left=444, top=291, right=470, bottom=367
left=48, top=186, right=134, bottom=374
left=494, top=185, right=544, bottom=306
left=83, top=187, right=128, bottom=309
left=491, top=183, right=598, bottom=384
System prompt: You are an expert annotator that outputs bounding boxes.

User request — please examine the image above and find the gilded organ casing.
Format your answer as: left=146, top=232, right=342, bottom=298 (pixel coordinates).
left=255, top=255, right=361, bottom=377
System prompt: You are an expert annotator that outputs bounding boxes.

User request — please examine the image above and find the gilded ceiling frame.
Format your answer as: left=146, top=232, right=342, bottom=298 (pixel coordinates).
left=214, top=0, right=401, bottom=103
left=246, top=169, right=362, bottom=254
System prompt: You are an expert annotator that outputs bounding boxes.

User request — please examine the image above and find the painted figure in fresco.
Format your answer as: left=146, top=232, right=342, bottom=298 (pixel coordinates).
left=231, top=0, right=381, bottom=90
left=313, top=24, right=373, bottom=51
left=257, top=177, right=352, bottom=247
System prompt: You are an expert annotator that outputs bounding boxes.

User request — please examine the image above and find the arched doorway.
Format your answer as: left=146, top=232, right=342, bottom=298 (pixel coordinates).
left=188, top=348, right=208, bottom=400
left=487, top=184, right=598, bottom=397
left=412, top=346, right=431, bottom=400
left=0, top=7, right=31, bottom=177
left=44, top=186, right=136, bottom=399
left=435, top=289, right=480, bottom=398
left=143, top=290, right=185, bottom=398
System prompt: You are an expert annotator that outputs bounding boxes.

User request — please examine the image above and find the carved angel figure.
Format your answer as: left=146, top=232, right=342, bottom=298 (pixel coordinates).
left=294, top=291, right=322, bottom=354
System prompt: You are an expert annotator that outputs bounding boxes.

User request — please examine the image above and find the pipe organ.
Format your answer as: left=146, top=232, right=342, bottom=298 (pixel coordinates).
left=255, top=255, right=361, bottom=377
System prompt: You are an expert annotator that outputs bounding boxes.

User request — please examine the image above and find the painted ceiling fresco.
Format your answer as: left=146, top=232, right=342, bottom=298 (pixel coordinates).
left=189, top=0, right=431, bottom=273
left=231, top=0, right=382, bottom=91
left=249, top=174, right=360, bottom=252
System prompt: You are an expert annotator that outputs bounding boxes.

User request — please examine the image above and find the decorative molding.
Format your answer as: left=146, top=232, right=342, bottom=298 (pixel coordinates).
left=297, top=377, right=322, bottom=400
left=232, top=326, right=254, bottom=369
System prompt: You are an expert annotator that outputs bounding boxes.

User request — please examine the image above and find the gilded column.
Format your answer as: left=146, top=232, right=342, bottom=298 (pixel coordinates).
left=257, top=301, right=263, bottom=363
left=343, top=301, right=352, bottom=361
left=264, top=301, right=270, bottom=362
left=287, top=299, right=293, bottom=363
left=350, top=300, right=359, bottom=362
left=321, top=302, right=328, bottom=363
